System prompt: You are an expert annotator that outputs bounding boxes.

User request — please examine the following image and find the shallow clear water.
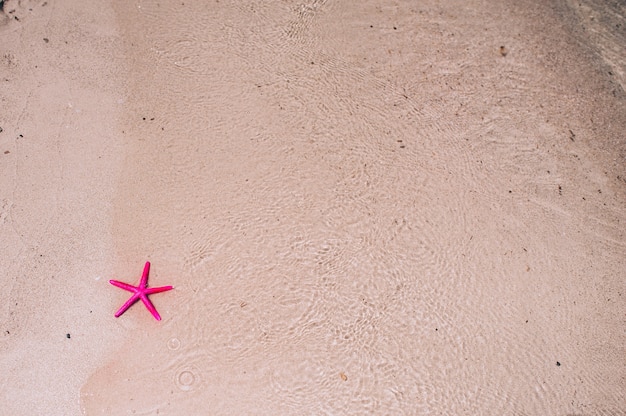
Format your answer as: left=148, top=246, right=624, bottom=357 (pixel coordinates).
left=79, top=0, right=625, bottom=414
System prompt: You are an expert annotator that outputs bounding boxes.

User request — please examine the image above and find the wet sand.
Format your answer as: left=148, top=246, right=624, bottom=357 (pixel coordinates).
left=0, top=0, right=624, bottom=414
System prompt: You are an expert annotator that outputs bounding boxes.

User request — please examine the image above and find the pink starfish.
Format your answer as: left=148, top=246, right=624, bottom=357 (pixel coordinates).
left=109, top=261, right=173, bottom=320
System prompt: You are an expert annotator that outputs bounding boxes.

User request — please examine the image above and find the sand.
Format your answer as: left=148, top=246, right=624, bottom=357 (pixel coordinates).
left=0, top=0, right=624, bottom=414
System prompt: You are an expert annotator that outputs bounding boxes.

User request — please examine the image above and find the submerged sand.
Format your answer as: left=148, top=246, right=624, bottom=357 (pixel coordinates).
left=0, top=0, right=624, bottom=414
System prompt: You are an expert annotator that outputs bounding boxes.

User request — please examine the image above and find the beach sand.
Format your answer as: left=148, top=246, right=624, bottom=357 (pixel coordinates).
left=0, top=0, right=624, bottom=414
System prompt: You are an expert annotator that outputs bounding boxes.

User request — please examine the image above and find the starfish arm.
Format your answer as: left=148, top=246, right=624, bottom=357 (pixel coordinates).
left=109, top=280, right=139, bottom=292
left=140, top=294, right=162, bottom=320
left=140, top=261, right=151, bottom=288
left=145, top=285, right=173, bottom=295
left=114, top=293, right=141, bottom=317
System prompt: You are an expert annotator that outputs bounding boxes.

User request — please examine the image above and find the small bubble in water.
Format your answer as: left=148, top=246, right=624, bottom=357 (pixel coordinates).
left=167, top=337, right=181, bottom=350
left=176, top=370, right=196, bottom=391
